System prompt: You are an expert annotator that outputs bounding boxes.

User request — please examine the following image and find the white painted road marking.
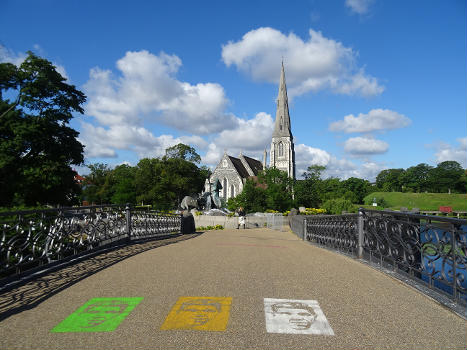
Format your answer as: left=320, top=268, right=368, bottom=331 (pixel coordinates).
left=264, top=298, right=334, bottom=335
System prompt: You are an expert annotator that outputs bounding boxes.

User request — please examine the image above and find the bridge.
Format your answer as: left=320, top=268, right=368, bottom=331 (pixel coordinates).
left=0, top=206, right=466, bottom=349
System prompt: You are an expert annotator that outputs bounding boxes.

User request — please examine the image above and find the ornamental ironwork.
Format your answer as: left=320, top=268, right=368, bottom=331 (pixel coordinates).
left=306, top=214, right=358, bottom=254
left=296, top=209, right=466, bottom=307
left=0, top=205, right=182, bottom=280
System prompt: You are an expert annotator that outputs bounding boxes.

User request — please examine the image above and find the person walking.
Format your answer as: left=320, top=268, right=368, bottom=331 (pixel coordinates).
left=236, top=207, right=246, bottom=229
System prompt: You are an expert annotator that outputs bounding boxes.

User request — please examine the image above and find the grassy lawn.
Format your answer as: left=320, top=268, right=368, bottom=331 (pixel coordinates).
left=364, top=192, right=467, bottom=211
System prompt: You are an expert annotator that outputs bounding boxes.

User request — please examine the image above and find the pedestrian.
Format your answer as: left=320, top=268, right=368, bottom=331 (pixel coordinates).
left=237, top=207, right=246, bottom=229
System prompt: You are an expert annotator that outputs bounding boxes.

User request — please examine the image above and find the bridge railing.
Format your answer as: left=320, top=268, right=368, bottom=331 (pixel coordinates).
left=290, top=208, right=467, bottom=308
left=0, top=205, right=181, bottom=280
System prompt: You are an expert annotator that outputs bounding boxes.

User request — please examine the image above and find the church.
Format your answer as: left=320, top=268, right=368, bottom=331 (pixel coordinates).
left=206, top=63, right=296, bottom=201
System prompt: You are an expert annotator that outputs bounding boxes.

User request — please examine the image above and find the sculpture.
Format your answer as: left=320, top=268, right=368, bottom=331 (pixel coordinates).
left=210, top=178, right=222, bottom=209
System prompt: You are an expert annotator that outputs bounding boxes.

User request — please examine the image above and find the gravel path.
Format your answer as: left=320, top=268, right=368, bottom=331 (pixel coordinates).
left=0, top=228, right=465, bottom=349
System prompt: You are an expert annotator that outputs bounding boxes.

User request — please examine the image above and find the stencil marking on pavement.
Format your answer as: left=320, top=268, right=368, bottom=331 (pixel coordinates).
left=161, top=296, right=232, bottom=331
left=51, top=297, right=143, bottom=333
left=264, top=298, right=334, bottom=335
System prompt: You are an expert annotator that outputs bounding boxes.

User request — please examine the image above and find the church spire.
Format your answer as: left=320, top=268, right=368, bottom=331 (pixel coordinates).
left=269, top=61, right=296, bottom=179
left=272, top=61, right=292, bottom=138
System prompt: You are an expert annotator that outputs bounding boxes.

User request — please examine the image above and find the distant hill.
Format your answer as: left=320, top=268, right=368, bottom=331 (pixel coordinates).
left=363, top=192, right=467, bottom=211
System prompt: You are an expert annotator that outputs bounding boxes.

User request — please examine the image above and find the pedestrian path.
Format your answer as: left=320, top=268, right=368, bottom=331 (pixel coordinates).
left=0, top=228, right=466, bottom=349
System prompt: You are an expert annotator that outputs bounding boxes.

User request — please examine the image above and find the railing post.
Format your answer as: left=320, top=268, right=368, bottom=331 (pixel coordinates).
left=125, top=203, right=131, bottom=240
left=357, top=208, right=364, bottom=259
left=451, top=228, right=458, bottom=301
left=303, top=217, right=307, bottom=241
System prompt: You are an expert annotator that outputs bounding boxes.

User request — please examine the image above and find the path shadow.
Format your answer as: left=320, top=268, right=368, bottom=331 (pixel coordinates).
left=0, top=233, right=201, bottom=322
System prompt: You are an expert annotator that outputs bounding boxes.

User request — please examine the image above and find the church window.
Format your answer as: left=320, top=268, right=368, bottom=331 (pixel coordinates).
left=230, top=185, right=234, bottom=198
left=222, top=159, right=227, bottom=167
left=223, top=178, right=227, bottom=199
left=280, top=116, right=283, bottom=131
left=278, top=142, right=284, bottom=157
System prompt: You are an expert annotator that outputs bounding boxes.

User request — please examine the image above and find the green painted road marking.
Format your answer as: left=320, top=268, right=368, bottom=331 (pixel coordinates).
left=51, top=297, right=143, bottom=333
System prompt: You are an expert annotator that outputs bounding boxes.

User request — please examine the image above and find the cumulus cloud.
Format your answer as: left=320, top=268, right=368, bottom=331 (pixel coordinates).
left=79, top=122, right=208, bottom=159
left=84, top=50, right=234, bottom=134
left=202, top=112, right=274, bottom=165
left=345, top=0, right=374, bottom=15
left=344, top=136, right=388, bottom=155
left=435, top=137, right=467, bottom=167
left=329, top=109, right=411, bottom=133
left=295, top=143, right=385, bottom=180
left=221, top=27, right=383, bottom=98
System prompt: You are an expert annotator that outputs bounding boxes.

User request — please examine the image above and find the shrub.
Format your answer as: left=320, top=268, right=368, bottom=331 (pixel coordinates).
left=322, top=199, right=354, bottom=215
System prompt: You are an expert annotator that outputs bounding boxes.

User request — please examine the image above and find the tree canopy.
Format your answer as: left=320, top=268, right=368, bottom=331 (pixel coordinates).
left=0, top=52, right=86, bottom=206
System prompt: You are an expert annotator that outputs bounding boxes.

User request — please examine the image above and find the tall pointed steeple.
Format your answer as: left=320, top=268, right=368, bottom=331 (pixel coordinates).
left=272, top=61, right=292, bottom=138
left=269, top=61, right=295, bottom=179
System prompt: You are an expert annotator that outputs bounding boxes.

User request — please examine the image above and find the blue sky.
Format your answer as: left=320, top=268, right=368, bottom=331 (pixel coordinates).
left=1, top=0, right=466, bottom=180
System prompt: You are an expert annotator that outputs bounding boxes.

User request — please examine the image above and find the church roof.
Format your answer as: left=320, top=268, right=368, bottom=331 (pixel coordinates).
left=242, top=155, right=263, bottom=176
left=228, top=156, right=250, bottom=179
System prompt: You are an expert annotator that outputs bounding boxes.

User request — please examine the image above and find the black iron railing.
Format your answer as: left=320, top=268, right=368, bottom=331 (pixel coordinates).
left=291, top=208, right=467, bottom=309
left=0, top=205, right=181, bottom=280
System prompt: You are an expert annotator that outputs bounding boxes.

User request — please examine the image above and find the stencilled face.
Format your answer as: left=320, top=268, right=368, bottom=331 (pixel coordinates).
left=51, top=297, right=143, bottom=333
left=271, top=302, right=317, bottom=330
left=178, top=299, right=221, bottom=326
left=264, top=298, right=334, bottom=335
left=160, top=296, right=232, bottom=331
left=79, top=300, right=129, bottom=328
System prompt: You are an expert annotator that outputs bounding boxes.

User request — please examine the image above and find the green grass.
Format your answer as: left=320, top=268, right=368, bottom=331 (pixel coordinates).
left=364, top=192, right=467, bottom=211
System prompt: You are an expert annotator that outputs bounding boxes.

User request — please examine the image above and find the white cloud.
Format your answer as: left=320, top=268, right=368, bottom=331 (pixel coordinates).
left=295, top=143, right=385, bottom=180
left=435, top=137, right=467, bottom=167
left=344, top=136, right=389, bottom=155
left=0, top=45, right=26, bottom=65
left=85, top=50, right=234, bottom=134
left=329, top=109, right=411, bottom=133
left=0, top=45, right=68, bottom=80
left=201, top=112, right=274, bottom=166
left=79, top=122, right=207, bottom=160
left=221, top=27, right=383, bottom=98
left=345, top=0, right=374, bottom=15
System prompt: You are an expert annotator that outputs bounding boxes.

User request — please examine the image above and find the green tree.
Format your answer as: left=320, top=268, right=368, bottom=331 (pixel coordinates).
left=82, top=163, right=113, bottom=204
left=341, top=177, right=371, bottom=204
left=295, top=165, right=325, bottom=208
left=400, top=163, right=433, bottom=193
left=165, top=143, right=201, bottom=164
left=428, top=161, right=464, bottom=193
left=376, top=168, right=405, bottom=192
left=258, top=167, right=294, bottom=212
left=133, top=145, right=206, bottom=210
left=228, top=178, right=267, bottom=213
left=0, top=52, right=86, bottom=206
left=111, top=164, right=136, bottom=204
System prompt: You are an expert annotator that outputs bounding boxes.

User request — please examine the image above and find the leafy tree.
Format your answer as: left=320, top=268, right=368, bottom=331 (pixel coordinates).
left=0, top=52, right=86, bottom=206
left=295, top=165, right=325, bottom=208
left=428, top=161, right=464, bottom=193
left=228, top=178, right=267, bottom=213
left=110, top=164, right=136, bottom=204
left=82, top=163, right=113, bottom=204
left=341, top=177, right=371, bottom=204
left=258, top=167, right=294, bottom=212
left=165, top=143, right=201, bottom=164
left=376, top=169, right=405, bottom=192
left=400, top=163, right=433, bottom=193
left=322, top=198, right=354, bottom=214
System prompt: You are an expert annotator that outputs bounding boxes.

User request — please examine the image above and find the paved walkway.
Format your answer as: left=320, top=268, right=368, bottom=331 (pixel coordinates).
left=0, top=228, right=466, bottom=349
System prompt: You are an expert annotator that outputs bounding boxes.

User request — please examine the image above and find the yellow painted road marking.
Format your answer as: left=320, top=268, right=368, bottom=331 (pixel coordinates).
left=160, top=296, right=232, bottom=331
